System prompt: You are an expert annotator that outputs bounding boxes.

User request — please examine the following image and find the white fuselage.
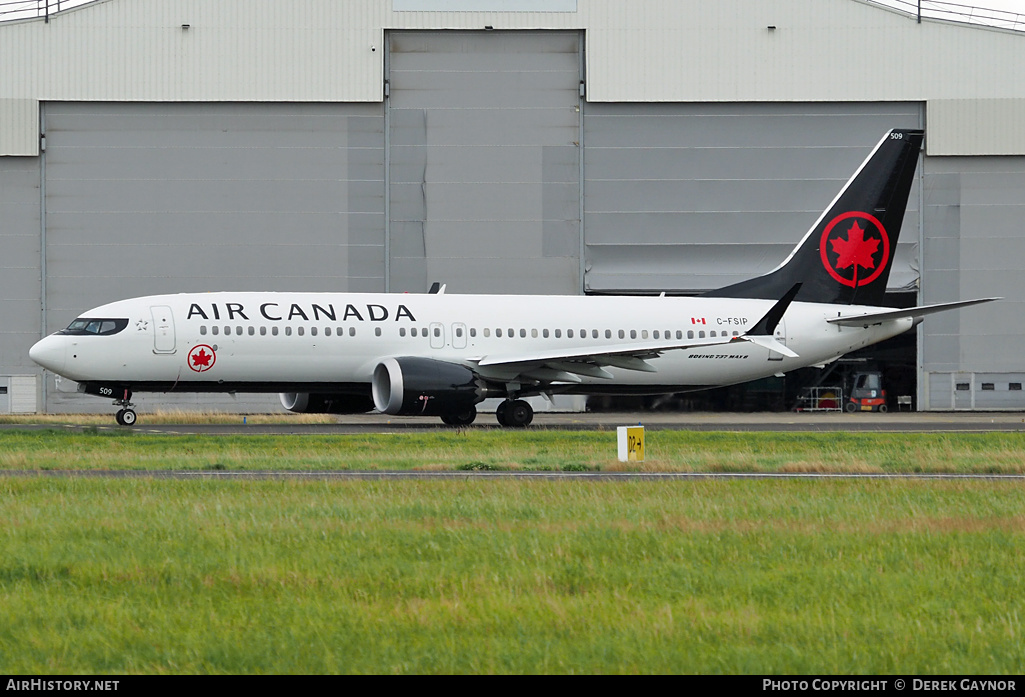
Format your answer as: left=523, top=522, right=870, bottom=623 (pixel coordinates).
left=30, top=291, right=913, bottom=396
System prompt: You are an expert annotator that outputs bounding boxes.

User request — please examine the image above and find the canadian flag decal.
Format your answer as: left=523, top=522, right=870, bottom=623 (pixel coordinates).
left=691, top=317, right=706, bottom=325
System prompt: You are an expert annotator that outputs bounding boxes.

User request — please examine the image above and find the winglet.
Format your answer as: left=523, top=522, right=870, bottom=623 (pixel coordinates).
left=735, top=283, right=801, bottom=358
left=748, top=283, right=801, bottom=336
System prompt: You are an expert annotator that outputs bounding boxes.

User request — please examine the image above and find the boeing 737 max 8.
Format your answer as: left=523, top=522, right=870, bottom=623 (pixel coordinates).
left=29, top=129, right=996, bottom=426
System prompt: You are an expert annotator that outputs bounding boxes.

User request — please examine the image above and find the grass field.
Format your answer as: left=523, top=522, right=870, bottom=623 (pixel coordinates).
left=1, top=429, right=1023, bottom=673
left=1, top=477, right=1023, bottom=673
left=0, top=428, right=1024, bottom=473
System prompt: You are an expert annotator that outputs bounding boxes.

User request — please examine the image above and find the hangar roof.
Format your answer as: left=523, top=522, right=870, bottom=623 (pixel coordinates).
left=2, top=0, right=1025, bottom=155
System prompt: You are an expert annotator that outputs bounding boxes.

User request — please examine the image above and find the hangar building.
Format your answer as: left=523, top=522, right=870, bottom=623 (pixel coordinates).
left=1, top=0, right=1024, bottom=413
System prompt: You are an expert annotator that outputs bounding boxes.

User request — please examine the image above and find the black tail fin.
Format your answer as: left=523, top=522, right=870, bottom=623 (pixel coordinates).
left=706, top=129, right=924, bottom=306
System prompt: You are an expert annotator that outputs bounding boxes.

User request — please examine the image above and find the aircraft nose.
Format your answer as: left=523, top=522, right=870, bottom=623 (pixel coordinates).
left=29, top=335, right=67, bottom=374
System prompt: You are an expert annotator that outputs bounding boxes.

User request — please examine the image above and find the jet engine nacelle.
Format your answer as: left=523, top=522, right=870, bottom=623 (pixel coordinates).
left=279, top=392, right=374, bottom=414
left=372, top=357, right=484, bottom=416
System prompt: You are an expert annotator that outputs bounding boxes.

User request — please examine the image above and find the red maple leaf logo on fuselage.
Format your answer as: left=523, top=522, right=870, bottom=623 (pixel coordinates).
left=187, top=345, right=216, bottom=372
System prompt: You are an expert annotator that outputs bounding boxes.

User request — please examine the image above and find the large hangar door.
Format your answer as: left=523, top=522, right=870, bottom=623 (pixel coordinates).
left=42, top=102, right=385, bottom=412
left=387, top=31, right=582, bottom=294
left=583, top=103, right=923, bottom=294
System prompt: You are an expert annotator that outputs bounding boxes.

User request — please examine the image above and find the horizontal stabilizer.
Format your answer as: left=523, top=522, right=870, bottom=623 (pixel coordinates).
left=827, top=298, right=1000, bottom=327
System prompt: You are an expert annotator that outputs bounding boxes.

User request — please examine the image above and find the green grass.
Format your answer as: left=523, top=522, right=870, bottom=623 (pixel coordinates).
left=1, top=429, right=1025, bottom=473
left=2, top=430, right=1023, bottom=673
left=1, top=477, right=1022, bottom=673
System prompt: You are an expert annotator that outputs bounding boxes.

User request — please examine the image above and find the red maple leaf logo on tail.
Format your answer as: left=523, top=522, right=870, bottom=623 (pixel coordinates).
left=819, top=212, right=890, bottom=288
left=830, top=221, right=880, bottom=273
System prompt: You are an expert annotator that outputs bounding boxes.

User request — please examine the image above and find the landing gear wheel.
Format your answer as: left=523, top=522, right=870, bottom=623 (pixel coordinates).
left=441, top=406, right=477, bottom=426
left=497, top=399, right=533, bottom=428
left=115, top=409, right=137, bottom=426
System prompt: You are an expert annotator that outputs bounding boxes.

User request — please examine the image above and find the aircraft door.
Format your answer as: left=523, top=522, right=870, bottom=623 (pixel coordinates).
left=767, top=319, right=786, bottom=362
left=429, top=322, right=445, bottom=349
left=452, top=323, right=467, bottom=349
left=151, top=305, right=176, bottom=354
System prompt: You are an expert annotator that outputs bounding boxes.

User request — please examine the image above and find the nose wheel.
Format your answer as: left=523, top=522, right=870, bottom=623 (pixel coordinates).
left=115, top=409, right=137, bottom=426
left=113, top=388, right=136, bottom=426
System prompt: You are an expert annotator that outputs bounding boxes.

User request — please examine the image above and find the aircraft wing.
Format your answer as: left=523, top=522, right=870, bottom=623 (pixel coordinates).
left=473, top=335, right=736, bottom=382
left=826, top=298, right=1000, bottom=327
left=474, top=285, right=802, bottom=382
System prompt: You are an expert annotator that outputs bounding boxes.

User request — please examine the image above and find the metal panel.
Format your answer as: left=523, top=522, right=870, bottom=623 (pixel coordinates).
left=43, top=102, right=385, bottom=412
left=583, top=102, right=923, bottom=293
left=387, top=30, right=581, bottom=295
left=0, top=156, right=42, bottom=396
left=10, top=375, right=37, bottom=413
left=0, top=99, right=38, bottom=156
left=928, top=100, right=1025, bottom=156
left=919, top=155, right=1025, bottom=409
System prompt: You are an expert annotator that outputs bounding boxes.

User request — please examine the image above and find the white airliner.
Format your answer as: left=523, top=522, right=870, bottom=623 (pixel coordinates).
left=30, top=129, right=995, bottom=426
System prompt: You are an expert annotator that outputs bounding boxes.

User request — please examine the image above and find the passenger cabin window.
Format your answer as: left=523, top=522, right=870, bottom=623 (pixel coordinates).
left=200, top=326, right=207, bottom=336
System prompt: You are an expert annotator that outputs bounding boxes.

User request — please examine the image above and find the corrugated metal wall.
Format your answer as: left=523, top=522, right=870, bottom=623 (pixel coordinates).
left=0, top=156, right=41, bottom=384
left=387, top=30, right=582, bottom=294
left=920, top=155, right=1025, bottom=409
left=583, top=102, right=922, bottom=293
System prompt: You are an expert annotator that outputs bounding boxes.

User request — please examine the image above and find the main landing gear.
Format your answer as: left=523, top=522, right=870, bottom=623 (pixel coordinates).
left=496, top=399, right=533, bottom=428
left=113, top=389, right=136, bottom=426
left=441, top=406, right=477, bottom=426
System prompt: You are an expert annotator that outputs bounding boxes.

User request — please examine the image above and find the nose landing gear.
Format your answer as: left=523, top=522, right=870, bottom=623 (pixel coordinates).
left=113, top=389, right=136, bottom=426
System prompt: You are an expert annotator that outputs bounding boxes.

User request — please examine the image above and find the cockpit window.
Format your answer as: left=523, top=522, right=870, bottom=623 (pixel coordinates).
left=61, top=318, right=129, bottom=336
